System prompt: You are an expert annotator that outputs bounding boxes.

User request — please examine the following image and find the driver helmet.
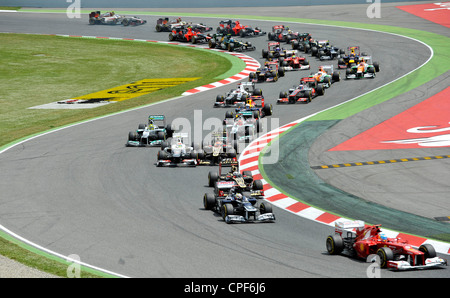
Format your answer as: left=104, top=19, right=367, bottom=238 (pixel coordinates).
left=148, top=119, right=155, bottom=130
left=379, top=233, right=387, bottom=241
left=235, top=193, right=243, bottom=200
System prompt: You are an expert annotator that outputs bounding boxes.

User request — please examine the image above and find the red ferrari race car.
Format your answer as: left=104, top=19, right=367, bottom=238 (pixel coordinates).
left=326, top=220, right=447, bottom=270
left=279, top=54, right=310, bottom=71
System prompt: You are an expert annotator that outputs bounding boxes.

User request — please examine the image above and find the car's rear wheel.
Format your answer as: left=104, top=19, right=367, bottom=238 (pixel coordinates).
left=326, top=234, right=344, bottom=255
left=203, top=193, right=216, bottom=210
left=208, top=171, right=219, bottom=187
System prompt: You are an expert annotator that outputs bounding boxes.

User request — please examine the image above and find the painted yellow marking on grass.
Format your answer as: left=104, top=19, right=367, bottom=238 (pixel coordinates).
left=72, top=78, right=200, bottom=103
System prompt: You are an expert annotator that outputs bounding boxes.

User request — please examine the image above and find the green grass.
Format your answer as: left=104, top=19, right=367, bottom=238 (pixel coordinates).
left=0, top=33, right=234, bottom=148
left=0, top=6, right=20, bottom=10
left=0, top=232, right=111, bottom=278
left=0, top=33, right=240, bottom=277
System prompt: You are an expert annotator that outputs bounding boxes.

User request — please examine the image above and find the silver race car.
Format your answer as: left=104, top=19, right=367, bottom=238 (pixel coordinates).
left=156, top=133, right=198, bottom=167
left=126, top=115, right=174, bottom=147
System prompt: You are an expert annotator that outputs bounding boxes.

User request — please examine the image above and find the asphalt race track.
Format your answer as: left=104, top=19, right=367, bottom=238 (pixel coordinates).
left=0, top=3, right=449, bottom=278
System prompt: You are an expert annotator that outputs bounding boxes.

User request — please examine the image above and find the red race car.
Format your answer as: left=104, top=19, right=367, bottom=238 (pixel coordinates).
left=277, top=77, right=325, bottom=104
left=217, top=20, right=266, bottom=37
left=280, top=54, right=310, bottom=71
left=326, top=220, right=447, bottom=270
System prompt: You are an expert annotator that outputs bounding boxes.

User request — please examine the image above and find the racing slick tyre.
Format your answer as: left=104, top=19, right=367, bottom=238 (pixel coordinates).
left=306, top=91, right=312, bottom=103
left=253, top=89, right=262, bottom=96
left=262, top=104, right=272, bottom=116
left=138, top=123, right=146, bottom=130
left=128, top=131, right=138, bottom=141
left=373, top=62, right=380, bottom=72
left=168, top=33, right=175, bottom=41
left=326, top=234, right=344, bottom=255
left=157, top=131, right=165, bottom=140
left=157, top=150, right=170, bottom=161
left=196, top=150, right=205, bottom=160
left=316, top=84, right=325, bottom=96
left=332, top=71, right=340, bottom=82
left=262, top=49, right=268, bottom=59
left=419, top=244, right=437, bottom=259
left=227, top=149, right=237, bottom=158
left=291, top=40, right=299, bottom=50
left=208, top=171, right=219, bottom=187
left=203, top=193, right=216, bottom=210
left=221, top=203, right=234, bottom=222
left=216, top=95, right=224, bottom=103
left=209, top=40, right=216, bottom=48
left=304, top=44, right=311, bottom=53
left=165, top=124, right=174, bottom=138
left=228, top=43, right=234, bottom=52
left=122, top=18, right=130, bottom=26
left=225, top=111, right=234, bottom=118
left=260, top=202, right=272, bottom=214
left=377, top=247, right=394, bottom=268
left=253, top=180, right=263, bottom=191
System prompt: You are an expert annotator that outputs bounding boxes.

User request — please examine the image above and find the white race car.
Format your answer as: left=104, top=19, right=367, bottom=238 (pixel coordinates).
left=214, top=82, right=263, bottom=108
left=156, top=133, right=198, bottom=167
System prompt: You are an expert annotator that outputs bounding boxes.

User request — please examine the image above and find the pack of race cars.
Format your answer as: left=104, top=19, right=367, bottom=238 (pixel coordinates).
left=120, top=16, right=447, bottom=270
left=122, top=17, right=383, bottom=224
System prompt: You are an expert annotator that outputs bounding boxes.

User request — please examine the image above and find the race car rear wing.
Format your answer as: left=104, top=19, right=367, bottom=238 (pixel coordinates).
left=300, top=77, right=316, bottom=84
left=319, top=65, right=334, bottom=73
left=148, top=115, right=166, bottom=124
left=334, top=220, right=365, bottom=237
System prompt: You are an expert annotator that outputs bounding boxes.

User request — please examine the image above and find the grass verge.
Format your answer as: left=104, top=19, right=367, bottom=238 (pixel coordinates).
left=0, top=33, right=240, bottom=277
left=0, top=33, right=235, bottom=148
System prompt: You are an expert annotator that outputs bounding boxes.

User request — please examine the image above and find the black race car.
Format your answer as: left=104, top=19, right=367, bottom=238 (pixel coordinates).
left=203, top=187, right=274, bottom=224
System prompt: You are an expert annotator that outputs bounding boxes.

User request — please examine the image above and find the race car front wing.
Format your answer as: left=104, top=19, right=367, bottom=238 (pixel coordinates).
left=387, top=257, right=447, bottom=270
left=224, top=213, right=275, bottom=224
